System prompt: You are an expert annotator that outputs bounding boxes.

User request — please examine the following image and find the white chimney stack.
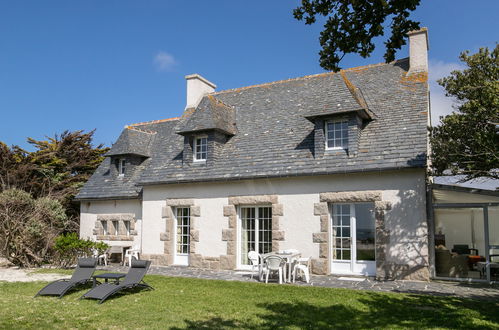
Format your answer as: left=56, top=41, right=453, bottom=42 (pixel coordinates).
left=185, top=74, right=216, bottom=110
left=407, top=28, right=429, bottom=74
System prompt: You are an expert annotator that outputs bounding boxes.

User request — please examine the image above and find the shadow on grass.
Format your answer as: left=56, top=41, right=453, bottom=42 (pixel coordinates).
left=173, top=293, right=499, bottom=329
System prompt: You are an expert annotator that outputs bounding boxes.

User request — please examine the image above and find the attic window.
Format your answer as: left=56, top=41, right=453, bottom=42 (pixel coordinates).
left=193, top=136, right=207, bottom=162
left=118, top=158, right=126, bottom=176
left=325, top=120, right=348, bottom=150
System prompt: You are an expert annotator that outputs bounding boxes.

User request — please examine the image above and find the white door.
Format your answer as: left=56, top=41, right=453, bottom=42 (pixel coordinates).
left=330, top=203, right=376, bottom=276
left=174, top=207, right=190, bottom=266
left=238, top=206, right=272, bottom=269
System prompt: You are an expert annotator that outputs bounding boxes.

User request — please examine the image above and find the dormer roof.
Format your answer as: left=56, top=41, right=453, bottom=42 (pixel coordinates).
left=176, top=95, right=237, bottom=136
left=105, top=126, right=155, bottom=158
left=304, top=71, right=375, bottom=121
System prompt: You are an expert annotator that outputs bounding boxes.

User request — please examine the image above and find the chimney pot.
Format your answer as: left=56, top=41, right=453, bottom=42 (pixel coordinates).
left=407, top=28, right=429, bottom=74
left=185, top=74, right=216, bottom=110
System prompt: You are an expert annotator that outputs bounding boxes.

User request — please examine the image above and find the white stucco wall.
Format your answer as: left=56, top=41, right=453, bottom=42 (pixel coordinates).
left=141, top=169, right=427, bottom=269
left=80, top=199, right=142, bottom=248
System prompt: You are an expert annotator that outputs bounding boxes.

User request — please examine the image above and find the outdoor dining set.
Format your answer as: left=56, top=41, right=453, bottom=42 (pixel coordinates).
left=248, top=249, right=311, bottom=284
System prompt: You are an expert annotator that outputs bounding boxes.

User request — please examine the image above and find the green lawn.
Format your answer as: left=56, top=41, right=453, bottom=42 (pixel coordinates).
left=1, top=273, right=498, bottom=329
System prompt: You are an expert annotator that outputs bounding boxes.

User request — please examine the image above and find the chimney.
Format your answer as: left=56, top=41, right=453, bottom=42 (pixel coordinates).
left=185, top=74, right=216, bottom=110
left=407, top=28, right=429, bottom=74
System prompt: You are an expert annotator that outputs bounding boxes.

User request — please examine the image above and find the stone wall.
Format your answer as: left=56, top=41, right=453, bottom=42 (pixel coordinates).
left=312, top=191, right=393, bottom=278
left=220, top=194, right=284, bottom=270
left=94, top=213, right=137, bottom=241
left=158, top=198, right=201, bottom=266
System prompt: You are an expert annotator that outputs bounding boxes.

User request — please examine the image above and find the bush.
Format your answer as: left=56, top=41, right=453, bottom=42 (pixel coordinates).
left=54, top=233, right=109, bottom=268
left=0, top=189, right=70, bottom=267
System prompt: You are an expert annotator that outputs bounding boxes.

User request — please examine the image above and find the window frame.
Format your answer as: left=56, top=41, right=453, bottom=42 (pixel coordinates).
left=118, top=158, right=126, bottom=176
left=124, top=220, right=131, bottom=236
left=325, top=119, right=349, bottom=151
left=101, top=221, right=108, bottom=235
left=112, top=220, right=119, bottom=236
left=237, top=205, right=273, bottom=269
left=193, top=135, right=208, bottom=162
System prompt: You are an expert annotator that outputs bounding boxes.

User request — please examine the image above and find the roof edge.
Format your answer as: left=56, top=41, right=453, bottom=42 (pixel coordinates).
left=137, top=165, right=425, bottom=187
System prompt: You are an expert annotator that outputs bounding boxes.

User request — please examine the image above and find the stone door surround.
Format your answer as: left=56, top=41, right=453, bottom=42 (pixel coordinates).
left=221, top=194, right=284, bottom=270
left=159, top=199, right=201, bottom=266
left=312, top=191, right=392, bottom=279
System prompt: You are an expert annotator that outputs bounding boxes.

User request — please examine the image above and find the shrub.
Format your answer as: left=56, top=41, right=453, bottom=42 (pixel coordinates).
left=54, top=233, right=109, bottom=267
left=0, top=189, right=69, bottom=267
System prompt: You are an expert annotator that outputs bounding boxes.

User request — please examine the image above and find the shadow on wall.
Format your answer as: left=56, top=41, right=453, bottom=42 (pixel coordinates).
left=171, top=293, right=498, bottom=329
left=382, top=172, right=429, bottom=280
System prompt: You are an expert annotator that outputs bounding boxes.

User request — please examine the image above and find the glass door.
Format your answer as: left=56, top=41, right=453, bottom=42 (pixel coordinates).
left=239, top=206, right=272, bottom=268
left=331, top=203, right=376, bottom=275
left=174, top=207, right=190, bottom=266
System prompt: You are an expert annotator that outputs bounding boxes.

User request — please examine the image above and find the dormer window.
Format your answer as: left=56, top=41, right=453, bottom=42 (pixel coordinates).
left=193, top=136, right=208, bottom=162
left=118, top=158, right=126, bottom=176
left=325, top=120, right=348, bottom=150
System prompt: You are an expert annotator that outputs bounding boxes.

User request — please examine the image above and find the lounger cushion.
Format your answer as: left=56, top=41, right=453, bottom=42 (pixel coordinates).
left=78, top=258, right=97, bottom=268
left=131, top=260, right=149, bottom=268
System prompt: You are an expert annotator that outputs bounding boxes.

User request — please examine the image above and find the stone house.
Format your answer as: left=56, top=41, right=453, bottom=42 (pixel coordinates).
left=76, top=29, right=431, bottom=280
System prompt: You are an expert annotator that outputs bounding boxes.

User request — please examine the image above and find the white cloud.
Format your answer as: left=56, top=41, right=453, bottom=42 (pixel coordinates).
left=153, top=51, right=177, bottom=71
left=428, top=60, right=465, bottom=126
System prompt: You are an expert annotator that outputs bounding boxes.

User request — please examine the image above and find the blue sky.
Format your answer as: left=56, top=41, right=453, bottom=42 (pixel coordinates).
left=1, top=0, right=498, bottom=150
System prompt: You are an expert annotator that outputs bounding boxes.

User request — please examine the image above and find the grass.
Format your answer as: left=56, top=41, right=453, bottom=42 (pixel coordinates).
left=0, top=273, right=498, bottom=329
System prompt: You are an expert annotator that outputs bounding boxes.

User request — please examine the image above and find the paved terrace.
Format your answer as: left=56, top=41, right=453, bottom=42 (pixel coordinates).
left=101, top=264, right=499, bottom=301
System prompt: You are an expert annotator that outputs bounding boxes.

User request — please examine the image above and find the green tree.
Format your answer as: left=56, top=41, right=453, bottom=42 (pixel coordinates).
left=430, top=45, right=499, bottom=182
left=0, top=130, right=109, bottom=227
left=293, top=0, right=421, bottom=71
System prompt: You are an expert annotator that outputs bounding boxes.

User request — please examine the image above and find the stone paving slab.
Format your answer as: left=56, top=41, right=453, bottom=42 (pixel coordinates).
left=100, top=264, right=499, bottom=301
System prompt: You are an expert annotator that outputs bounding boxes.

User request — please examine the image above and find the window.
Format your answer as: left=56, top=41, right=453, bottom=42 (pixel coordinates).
left=112, top=220, right=119, bottom=236
left=118, top=158, right=126, bottom=176
left=325, top=120, right=348, bottom=150
left=175, top=207, right=191, bottom=255
left=193, top=136, right=207, bottom=161
left=239, top=206, right=272, bottom=266
left=124, top=220, right=131, bottom=236
left=101, top=221, right=108, bottom=235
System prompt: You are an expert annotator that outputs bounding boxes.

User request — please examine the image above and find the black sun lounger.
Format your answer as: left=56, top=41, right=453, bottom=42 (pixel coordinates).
left=81, top=259, right=153, bottom=304
left=34, top=257, right=97, bottom=298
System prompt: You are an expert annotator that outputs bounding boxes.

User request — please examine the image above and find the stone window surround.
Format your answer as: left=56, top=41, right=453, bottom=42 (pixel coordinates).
left=312, top=191, right=392, bottom=279
left=221, top=195, right=284, bottom=270
left=159, top=199, right=201, bottom=266
left=94, top=213, right=137, bottom=241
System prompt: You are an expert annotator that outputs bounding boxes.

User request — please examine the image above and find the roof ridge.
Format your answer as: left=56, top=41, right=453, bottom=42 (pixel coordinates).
left=212, top=72, right=335, bottom=95
left=212, top=58, right=408, bottom=95
left=207, top=95, right=234, bottom=109
left=124, top=126, right=157, bottom=134
left=128, top=117, right=180, bottom=127
left=340, top=71, right=368, bottom=109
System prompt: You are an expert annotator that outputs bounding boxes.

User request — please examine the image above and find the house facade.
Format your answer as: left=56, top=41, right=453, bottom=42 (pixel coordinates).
left=76, top=29, right=431, bottom=280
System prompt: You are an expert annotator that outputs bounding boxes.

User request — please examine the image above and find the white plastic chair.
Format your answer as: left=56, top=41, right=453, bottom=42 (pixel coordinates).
left=292, top=257, right=311, bottom=283
left=247, top=251, right=259, bottom=280
left=124, top=245, right=140, bottom=267
left=92, top=248, right=108, bottom=266
left=263, top=256, right=286, bottom=284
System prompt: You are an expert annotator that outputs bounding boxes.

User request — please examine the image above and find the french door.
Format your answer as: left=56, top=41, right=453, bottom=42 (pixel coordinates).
left=330, top=203, right=376, bottom=275
left=174, top=207, right=190, bottom=266
left=238, top=206, right=272, bottom=269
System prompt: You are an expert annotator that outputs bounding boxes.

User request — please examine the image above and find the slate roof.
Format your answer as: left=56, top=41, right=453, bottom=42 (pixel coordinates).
left=75, top=58, right=429, bottom=200
left=177, top=95, right=237, bottom=136
left=105, top=127, right=155, bottom=157
left=75, top=157, right=145, bottom=200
